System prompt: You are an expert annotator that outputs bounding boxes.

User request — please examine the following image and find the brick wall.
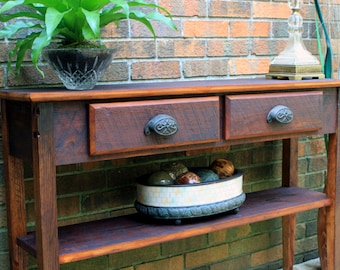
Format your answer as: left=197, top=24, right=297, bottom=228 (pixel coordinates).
left=0, top=0, right=331, bottom=269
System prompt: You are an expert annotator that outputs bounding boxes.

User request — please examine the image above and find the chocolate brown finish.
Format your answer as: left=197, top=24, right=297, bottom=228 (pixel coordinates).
left=225, top=91, right=323, bottom=139
left=16, top=187, right=331, bottom=264
left=89, top=97, right=219, bottom=155
left=1, top=78, right=339, bottom=270
left=2, top=101, right=28, bottom=270
left=0, top=78, right=338, bottom=102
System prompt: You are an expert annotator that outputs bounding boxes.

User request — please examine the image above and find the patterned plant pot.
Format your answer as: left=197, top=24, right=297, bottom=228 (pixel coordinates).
left=43, top=48, right=114, bottom=90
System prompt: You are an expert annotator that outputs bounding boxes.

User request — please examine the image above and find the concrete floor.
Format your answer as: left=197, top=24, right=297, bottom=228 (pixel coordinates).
left=292, top=258, right=321, bottom=270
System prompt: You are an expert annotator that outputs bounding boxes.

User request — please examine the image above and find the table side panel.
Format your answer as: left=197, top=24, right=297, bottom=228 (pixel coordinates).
left=322, top=88, right=338, bottom=134
left=6, top=101, right=32, bottom=162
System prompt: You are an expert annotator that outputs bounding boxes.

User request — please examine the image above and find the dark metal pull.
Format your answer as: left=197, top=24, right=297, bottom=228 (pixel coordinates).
left=144, top=114, right=178, bottom=136
left=267, top=105, right=293, bottom=124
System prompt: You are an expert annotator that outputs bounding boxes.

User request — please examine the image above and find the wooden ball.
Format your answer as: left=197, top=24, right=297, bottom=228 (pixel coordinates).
left=210, top=159, right=235, bottom=178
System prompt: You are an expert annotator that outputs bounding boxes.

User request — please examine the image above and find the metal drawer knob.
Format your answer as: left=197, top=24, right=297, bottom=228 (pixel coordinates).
left=267, top=105, right=293, bottom=124
left=144, top=114, right=179, bottom=136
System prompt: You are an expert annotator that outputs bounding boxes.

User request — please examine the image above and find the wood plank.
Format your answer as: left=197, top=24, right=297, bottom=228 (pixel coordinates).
left=282, top=214, right=296, bottom=269
left=282, top=138, right=298, bottom=270
left=2, top=100, right=28, bottom=270
left=282, top=138, right=298, bottom=187
left=225, top=92, right=323, bottom=140
left=52, top=90, right=336, bottom=166
left=318, top=133, right=337, bottom=270
left=2, top=79, right=338, bottom=270
left=16, top=187, right=331, bottom=264
left=0, top=78, right=338, bottom=102
left=5, top=101, right=32, bottom=162
left=89, top=97, right=219, bottom=155
left=31, top=103, right=59, bottom=270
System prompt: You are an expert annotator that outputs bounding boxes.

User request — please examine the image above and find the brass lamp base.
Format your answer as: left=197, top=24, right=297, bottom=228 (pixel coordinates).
left=266, top=1, right=326, bottom=81
left=266, top=64, right=325, bottom=80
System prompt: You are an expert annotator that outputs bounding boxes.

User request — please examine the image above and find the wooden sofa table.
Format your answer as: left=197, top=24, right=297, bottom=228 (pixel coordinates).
left=1, top=78, right=339, bottom=270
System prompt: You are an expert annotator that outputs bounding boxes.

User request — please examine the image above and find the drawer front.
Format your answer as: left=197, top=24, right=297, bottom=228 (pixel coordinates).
left=225, top=91, right=323, bottom=139
left=89, top=97, right=220, bottom=155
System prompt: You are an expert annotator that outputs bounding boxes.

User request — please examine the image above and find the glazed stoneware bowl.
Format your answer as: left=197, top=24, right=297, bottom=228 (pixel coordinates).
left=135, top=170, right=245, bottom=222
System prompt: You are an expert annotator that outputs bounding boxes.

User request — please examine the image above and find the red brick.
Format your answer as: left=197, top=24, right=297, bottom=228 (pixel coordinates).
left=183, top=59, right=228, bottom=77
left=101, top=62, right=129, bottom=82
left=136, top=255, right=184, bottom=270
left=81, top=186, right=136, bottom=213
left=251, top=246, right=282, bottom=267
left=185, top=244, right=229, bottom=268
left=229, top=58, right=271, bottom=75
left=253, top=2, right=290, bottom=19
left=102, top=21, right=129, bottom=38
left=158, top=39, right=205, bottom=57
left=56, top=171, right=106, bottom=195
left=109, top=40, right=156, bottom=59
left=230, top=21, right=270, bottom=38
left=162, top=235, right=207, bottom=256
left=209, top=1, right=251, bottom=17
left=0, top=68, right=5, bottom=87
left=57, top=196, right=80, bottom=217
left=158, top=0, right=206, bottom=17
left=79, top=161, right=105, bottom=171
left=7, top=65, right=60, bottom=87
left=109, top=245, right=161, bottom=269
left=184, top=20, right=229, bottom=37
left=308, top=138, right=327, bottom=155
left=0, top=207, right=6, bottom=227
left=252, top=40, right=287, bottom=56
left=132, top=61, right=180, bottom=80
left=229, top=234, right=270, bottom=257
left=0, top=185, right=5, bottom=205
left=211, top=255, right=251, bottom=270
left=208, top=230, right=227, bottom=245
left=207, top=40, right=249, bottom=57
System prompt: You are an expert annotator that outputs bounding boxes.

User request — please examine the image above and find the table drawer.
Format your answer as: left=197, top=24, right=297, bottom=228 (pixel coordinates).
left=89, top=97, right=220, bottom=155
left=225, top=91, right=323, bottom=139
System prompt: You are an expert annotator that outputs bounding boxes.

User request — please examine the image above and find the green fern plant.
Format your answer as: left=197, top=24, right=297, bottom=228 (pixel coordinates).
left=0, top=0, right=176, bottom=77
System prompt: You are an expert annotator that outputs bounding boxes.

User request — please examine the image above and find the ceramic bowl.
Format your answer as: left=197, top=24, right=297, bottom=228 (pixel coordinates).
left=135, top=170, right=245, bottom=220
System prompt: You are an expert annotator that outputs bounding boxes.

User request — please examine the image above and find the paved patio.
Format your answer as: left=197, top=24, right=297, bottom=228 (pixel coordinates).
left=292, top=258, right=321, bottom=270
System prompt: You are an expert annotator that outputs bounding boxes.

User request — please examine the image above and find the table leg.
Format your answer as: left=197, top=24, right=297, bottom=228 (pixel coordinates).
left=282, top=214, right=296, bottom=270
left=4, top=156, right=28, bottom=270
left=31, top=103, right=59, bottom=269
left=318, top=133, right=337, bottom=270
left=2, top=100, right=28, bottom=270
left=282, top=138, right=298, bottom=270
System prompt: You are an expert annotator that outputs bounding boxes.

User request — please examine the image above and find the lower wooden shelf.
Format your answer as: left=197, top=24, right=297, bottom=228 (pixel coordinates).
left=17, top=186, right=331, bottom=264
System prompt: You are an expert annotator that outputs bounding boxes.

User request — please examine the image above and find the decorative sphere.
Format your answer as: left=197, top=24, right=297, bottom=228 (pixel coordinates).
left=146, top=171, right=174, bottom=185
left=161, top=162, right=189, bottom=180
left=194, top=168, right=220, bottom=183
left=210, top=159, right=235, bottom=178
left=175, top=172, right=201, bottom=184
